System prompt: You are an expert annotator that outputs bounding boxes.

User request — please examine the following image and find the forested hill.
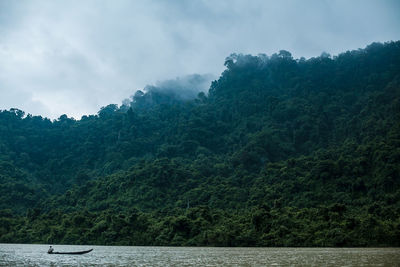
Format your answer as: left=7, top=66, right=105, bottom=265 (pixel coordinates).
left=0, top=41, right=399, bottom=246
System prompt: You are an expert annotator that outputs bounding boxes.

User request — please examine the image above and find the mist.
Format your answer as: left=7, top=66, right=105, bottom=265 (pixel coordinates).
left=144, top=74, right=215, bottom=100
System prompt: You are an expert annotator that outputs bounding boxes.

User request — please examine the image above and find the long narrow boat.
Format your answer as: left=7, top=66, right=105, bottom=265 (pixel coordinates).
left=49, top=249, right=93, bottom=255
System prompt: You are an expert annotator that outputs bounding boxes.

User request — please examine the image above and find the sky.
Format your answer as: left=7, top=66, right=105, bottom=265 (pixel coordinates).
left=0, top=0, right=399, bottom=119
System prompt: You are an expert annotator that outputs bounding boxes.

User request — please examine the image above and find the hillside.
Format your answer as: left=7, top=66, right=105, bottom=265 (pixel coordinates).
left=0, top=41, right=399, bottom=246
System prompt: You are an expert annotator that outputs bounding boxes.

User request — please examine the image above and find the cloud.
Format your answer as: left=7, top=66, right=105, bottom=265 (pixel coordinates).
left=0, top=0, right=399, bottom=119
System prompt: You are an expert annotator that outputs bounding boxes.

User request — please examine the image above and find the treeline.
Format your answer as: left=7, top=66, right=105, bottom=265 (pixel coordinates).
left=0, top=41, right=399, bottom=246
left=1, top=204, right=399, bottom=247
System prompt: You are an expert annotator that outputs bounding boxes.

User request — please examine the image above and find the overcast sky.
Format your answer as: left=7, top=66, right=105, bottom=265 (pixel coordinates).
left=0, top=0, right=399, bottom=119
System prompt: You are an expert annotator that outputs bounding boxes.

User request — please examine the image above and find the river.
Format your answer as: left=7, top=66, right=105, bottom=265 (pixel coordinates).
left=0, top=244, right=399, bottom=266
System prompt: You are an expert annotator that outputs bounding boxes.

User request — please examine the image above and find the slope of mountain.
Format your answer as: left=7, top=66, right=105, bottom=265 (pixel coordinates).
left=0, top=41, right=399, bottom=246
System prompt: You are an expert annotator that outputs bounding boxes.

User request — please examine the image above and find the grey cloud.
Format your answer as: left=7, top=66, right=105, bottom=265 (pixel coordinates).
left=0, top=0, right=399, bottom=119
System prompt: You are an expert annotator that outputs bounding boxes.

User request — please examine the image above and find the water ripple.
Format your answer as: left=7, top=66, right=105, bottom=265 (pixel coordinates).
left=0, top=244, right=399, bottom=266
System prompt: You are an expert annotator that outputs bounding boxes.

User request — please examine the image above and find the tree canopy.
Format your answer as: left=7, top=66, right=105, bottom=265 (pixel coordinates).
left=0, top=41, right=399, bottom=246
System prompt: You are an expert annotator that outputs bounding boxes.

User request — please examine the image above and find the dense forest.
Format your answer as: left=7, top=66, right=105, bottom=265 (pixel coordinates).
left=0, top=41, right=399, bottom=246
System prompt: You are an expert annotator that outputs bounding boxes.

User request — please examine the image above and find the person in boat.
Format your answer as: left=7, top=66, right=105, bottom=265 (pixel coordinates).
left=48, top=246, right=54, bottom=254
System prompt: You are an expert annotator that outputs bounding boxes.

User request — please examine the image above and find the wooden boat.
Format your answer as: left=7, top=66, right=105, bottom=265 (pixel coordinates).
left=48, top=249, right=93, bottom=255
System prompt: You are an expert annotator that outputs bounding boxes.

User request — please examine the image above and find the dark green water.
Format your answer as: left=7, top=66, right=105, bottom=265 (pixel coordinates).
left=1, top=244, right=399, bottom=266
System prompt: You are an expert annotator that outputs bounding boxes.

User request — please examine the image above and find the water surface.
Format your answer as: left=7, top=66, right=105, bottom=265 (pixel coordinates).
left=0, top=244, right=399, bottom=266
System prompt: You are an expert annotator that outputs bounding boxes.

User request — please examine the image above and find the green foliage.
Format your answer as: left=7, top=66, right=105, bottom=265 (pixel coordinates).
left=0, top=41, right=399, bottom=246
